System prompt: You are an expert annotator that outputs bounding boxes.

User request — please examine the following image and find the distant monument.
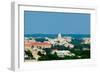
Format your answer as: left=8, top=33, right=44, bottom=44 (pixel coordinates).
left=58, top=33, right=62, bottom=39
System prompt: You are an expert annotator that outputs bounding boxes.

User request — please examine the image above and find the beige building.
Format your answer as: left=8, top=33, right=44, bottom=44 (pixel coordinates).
left=24, top=40, right=51, bottom=49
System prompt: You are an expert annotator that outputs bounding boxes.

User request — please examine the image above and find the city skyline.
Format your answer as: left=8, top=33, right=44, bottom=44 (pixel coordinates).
left=24, top=11, right=90, bottom=34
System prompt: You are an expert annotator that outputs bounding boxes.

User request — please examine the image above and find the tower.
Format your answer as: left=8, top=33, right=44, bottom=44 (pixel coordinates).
left=58, top=33, right=62, bottom=39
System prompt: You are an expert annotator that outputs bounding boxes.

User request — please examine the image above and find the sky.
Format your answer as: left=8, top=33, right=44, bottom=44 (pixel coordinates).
left=24, top=11, right=90, bottom=34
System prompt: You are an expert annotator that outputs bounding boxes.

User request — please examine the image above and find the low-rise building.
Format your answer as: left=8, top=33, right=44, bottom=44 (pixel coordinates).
left=51, top=49, right=75, bottom=58
left=25, top=41, right=52, bottom=49
left=82, top=38, right=90, bottom=44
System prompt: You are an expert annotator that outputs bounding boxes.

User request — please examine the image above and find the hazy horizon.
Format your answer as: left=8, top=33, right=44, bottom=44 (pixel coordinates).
left=24, top=33, right=90, bottom=35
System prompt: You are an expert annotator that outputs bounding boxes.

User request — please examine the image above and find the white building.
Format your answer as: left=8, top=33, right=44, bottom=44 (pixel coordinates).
left=46, top=33, right=74, bottom=49
left=51, top=50, right=75, bottom=58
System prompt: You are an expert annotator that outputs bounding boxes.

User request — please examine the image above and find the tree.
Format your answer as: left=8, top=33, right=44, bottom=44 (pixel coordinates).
left=24, top=50, right=33, bottom=60
left=37, top=51, right=44, bottom=56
